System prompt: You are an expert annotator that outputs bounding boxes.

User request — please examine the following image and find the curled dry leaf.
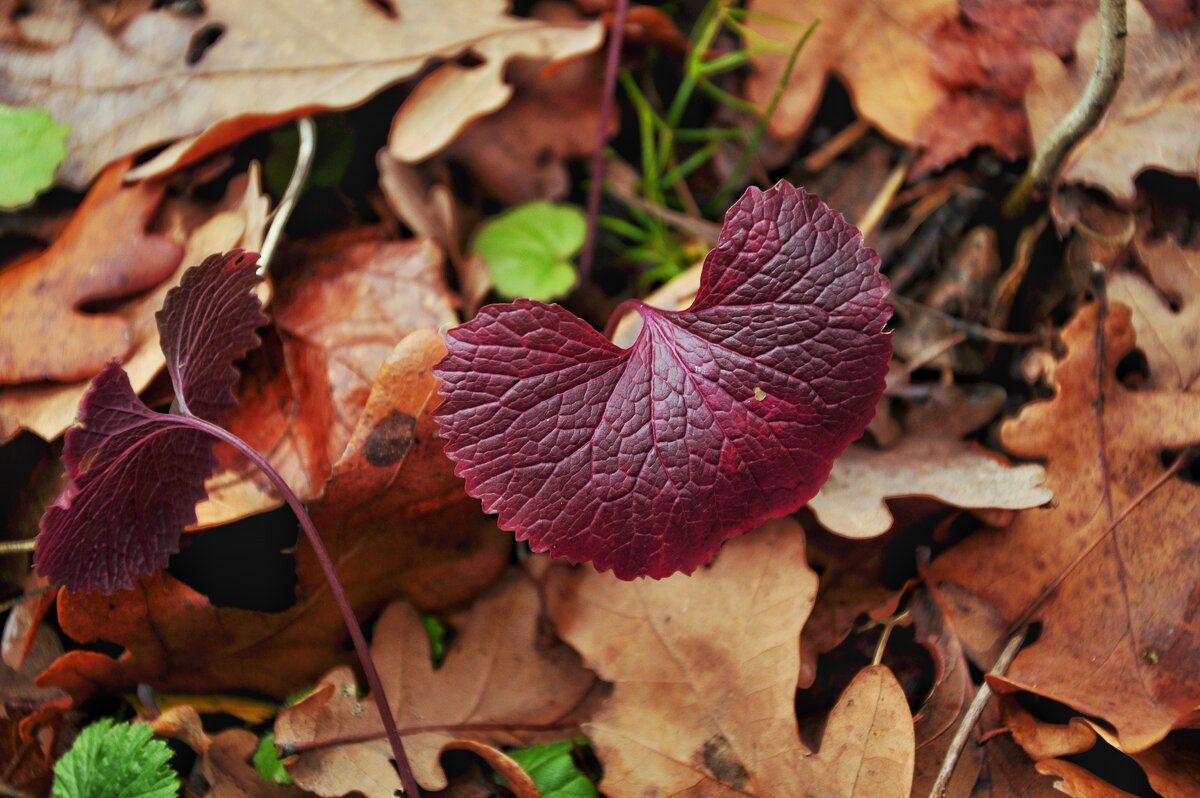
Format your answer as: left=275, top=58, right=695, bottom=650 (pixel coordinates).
left=196, top=230, right=458, bottom=527
left=0, top=160, right=181, bottom=385
left=0, top=0, right=601, bottom=187
left=1026, top=0, right=1200, bottom=203
left=0, top=166, right=268, bottom=443
left=37, top=330, right=509, bottom=702
left=809, top=383, right=1051, bottom=538
left=746, top=0, right=956, bottom=145
left=930, top=302, right=1200, bottom=752
left=546, top=519, right=914, bottom=797
left=276, top=572, right=596, bottom=795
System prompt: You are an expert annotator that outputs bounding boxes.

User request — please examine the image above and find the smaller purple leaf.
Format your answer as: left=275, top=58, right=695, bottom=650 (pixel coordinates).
left=156, top=250, right=268, bottom=422
left=36, top=363, right=215, bottom=593
left=38, top=251, right=267, bottom=594
left=433, top=181, right=892, bottom=579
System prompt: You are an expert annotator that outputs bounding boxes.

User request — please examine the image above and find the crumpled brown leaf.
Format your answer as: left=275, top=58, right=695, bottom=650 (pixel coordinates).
left=1026, top=0, right=1200, bottom=203
left=196, top=229, right=458, bottom=527
left=37, top=330, right=510, bottom=702
left=275, top=572, right=596, bottom=795
left=930, top=301, right=1200, bottom=752
left=809, top=383, right=1051, bottom=538
left=546, top=518, right=915, bottom=797
left=0, top=0, right=601, bottom=187
left=0, top=165, right=268, bottom=443
left=746, top=0, right=956, bottom=145
left=0, top=160, right=181, bottom=385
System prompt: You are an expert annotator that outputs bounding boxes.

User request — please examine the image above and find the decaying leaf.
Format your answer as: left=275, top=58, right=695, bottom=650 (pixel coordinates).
left=0, top=0, right=601, bottom=187
left=0, top=166, right=268, bottom=443
left=0, top=160, right=181, bottom=385
left=1026, top=0, right=1200, bottom=203
left=276, top=572, right=596, bottom=795
left=37, top=331, right=509, bottom=701
left=434, top=182, right=891, bottom=579
left=930, top=302, right=1200, bottom=752
left=196, top=230, right=458, bottom=527
left=746, top=0, right=956, bottom=145
left=545, top=518, right=915, bottom=797
left=809, top=383, right=1051, bottom=538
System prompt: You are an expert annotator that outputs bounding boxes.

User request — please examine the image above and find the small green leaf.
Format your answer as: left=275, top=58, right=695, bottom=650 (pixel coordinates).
left=419, top=612, right=447, bottom=665
left=253, top=733, right=293, bottom=785
left=0, top=104, right=69, bottom=209
left=472, top=202, right=586, bottom=302
left=52, top=719, right=179, bottom=798
left=505, top=737, right=597, bottom=798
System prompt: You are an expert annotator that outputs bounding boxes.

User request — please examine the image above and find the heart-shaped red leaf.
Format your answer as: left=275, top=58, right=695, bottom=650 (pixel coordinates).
left=433, top=181, right=891, bottom=578
left=37, top=251, right=266, bottom=593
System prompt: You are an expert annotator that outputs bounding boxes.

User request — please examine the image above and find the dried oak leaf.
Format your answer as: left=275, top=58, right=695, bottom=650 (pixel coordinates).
left=0, top=167, right=268, bottom=443
left=440, top=1, right=615, bottom=205
left=195, top=229, right=458, bottom=527
left=745, top=0, right=956, bottom=144
left=1109, top=232, right=1200, bottom=393
left=0, top=0, right=601, bottom=188
left=37, top=331, right=509, bottom=701
left=0, top=160, right=181, bottom=385
left=545, top=518, right=915, bottom=796
left=275, top=572, right=596, bottom=796
left=930, top=302, right=1200, bottom=752
left=433, top=182, right=891, bottom=579
left=1026, top=0, right=1200, bottom=203
left=809, top=383, right=1051, bottom=538
left=35, top=250, right=267, bottom=594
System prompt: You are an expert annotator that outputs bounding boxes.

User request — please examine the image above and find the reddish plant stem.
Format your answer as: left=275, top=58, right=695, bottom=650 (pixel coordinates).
left=181, top=415, right=422, bottom=798
left=278, top=720, right=581, bottom=758
left=578, top=0, right=629, bottom=286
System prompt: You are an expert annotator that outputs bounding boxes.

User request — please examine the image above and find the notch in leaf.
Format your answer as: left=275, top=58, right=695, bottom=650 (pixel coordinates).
left=433, top=181, right=891, bottom=579
left=36, top=251, right=267, bottom=594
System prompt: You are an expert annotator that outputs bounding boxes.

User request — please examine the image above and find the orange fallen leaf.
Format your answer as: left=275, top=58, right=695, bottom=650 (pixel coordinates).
left=0, top=160, right=181, bottom=385
left=546, top=518, right=915, bottom=797
left=276, top=571, right=596, bottom=795
left=37, top=331, right=510, bottom=702
left=0, top=166, right=268, bottom=443
left=930, top=301, right=1200, bottom=752
left=0, top=0, right=601, bottom=187
left=746, top=0, right=956, bottom=145
left=1026, top=0, right=1200, bottom=203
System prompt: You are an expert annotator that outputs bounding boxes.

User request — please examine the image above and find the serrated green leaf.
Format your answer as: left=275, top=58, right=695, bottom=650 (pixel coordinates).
left=253, top=733, right=293, bottom=785
left=52, top=719, right=179, bottom=798
left=506, top=737, right=597, bottom=798
left=0, top=104, right=69, bottom=209
left=471, top=202, right=586, bottom=302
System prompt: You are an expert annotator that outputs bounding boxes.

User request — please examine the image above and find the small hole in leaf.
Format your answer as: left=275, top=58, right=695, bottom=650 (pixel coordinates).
left=154, top=0, right=205, bottom=13
left=362, top=0, right=397, bottom=17
left=1160, top=448, right=1200, bottom=485
left=185, top=23, right=225, bottom=65
left=453, top=50, right=485, bottom=69
left=1115, top=348, right=1149, bottom=389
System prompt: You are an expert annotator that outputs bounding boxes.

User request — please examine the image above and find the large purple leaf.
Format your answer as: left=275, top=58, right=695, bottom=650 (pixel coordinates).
left=156, top=250, right=267, bottom=422
left=37, top=251, right=266, bottom=593
left=433, top=181, right=892, bottom=579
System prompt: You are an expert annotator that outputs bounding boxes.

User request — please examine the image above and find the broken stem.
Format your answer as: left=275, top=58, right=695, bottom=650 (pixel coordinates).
left=179, top=414, right=422, bottom=798
left=1002, top=0, right=1127, bottom=217
left=928, top=627, right=1028, bottom=798
left=259, top=116, right=316, bottom=273
left=578, top=0, right=629, bottom=286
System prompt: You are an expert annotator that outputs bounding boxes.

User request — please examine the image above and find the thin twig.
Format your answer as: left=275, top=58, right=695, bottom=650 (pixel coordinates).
left=181, top=415, right=422, bottom=798
left=928, top=628, right=1028, bottom=798
left=0, top=540, right=36, bottom=555
left=1002, top=0, right=1127, bottom=216
left=578, top=0, right=629, bottom=286
left=0, top=781, right=34, bottom=798
left=802, top=118, right=870, bottom=173
left=259, top=116, right=316, bottom=273
left=279, top=719, right=581, bottom=758
left=857, top=153, right=911, bottom=240
left=890, top=295, right=1045, bottom=345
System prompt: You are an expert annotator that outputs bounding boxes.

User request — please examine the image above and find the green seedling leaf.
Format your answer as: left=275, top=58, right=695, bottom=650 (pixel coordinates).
left=505, top=738, right=597, bottom=798
left=253, top=733, right=293, bottom=785
left=0, top=104, right=69, bottom=208
left=471, top=201, right=585, bottom=302
left=419, top=612, right=448, bottom=665
left=52, top=719, right=179, bottom=798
